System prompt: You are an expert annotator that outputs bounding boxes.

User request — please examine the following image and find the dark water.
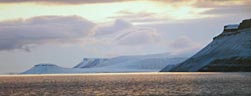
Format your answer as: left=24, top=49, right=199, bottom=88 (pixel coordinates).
left=0, top=72, right=251, bottom=96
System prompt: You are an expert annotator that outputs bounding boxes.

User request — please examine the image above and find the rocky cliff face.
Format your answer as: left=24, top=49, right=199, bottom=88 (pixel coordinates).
left=161, top=19, right=251, bottom=72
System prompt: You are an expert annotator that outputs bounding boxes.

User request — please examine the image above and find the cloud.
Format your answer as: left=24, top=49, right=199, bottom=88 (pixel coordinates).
left=0, top=15, right=95, bottom=51
left=193, top=0, right=251, bottom=17
left=0, top=16, right=164, bottom=52
left=153, top=0, right=250, bottom=19
left=94, top=19, right=132, bottom=36
left=108, top=11, right=163, bottom=24
left=191, top=0, right=251, bottom=8
left=154, top=0, right=250, bottom=8
left=115, top=27, right=161, bottom=45
left=195, top=0, right=250, bottom=16
left=202, top=5, right=251, bottom=16
left=169, top=36, right=197, bottom=49
left=0, top=0, right=130, bottom=5
left=107, top=0, right=250, bottom=25
left=94, top=19, right=163, bottom=46
left=168, top=36, right=202, bottom=56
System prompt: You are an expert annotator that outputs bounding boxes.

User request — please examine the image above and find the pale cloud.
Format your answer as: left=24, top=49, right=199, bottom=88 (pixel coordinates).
left=94, top=19, right=132, bottom=36
left=201, top=5, right=251, bottom=16
left=0, top=15, right=165, bottom=51
left=193, top=0, right=251, bottom=18
left=154, top=0, right=250, bottom=8
left=168, top=36, right=202, bottom=56
left=0, top=0, right=131, bottom=5
left=169, top=36, right=198, bottom=49
left=93, top=19, right=163, bottom=46
left=191, top=0, right=251, bottom=8
left=197, top=0, right=250, bottom=17
left=108, top=11, right=163, bottom=24
left=114, top=27, right=161, bottom=45
left=0, top=15, right=95, bottom=51
left=142, top=0, right=250, bottom=24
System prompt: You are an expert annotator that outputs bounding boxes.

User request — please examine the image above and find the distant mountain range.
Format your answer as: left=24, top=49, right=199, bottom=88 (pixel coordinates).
left=161, top=19, right=251, bottom=72
left=22, top=19, right=251, bottom=74
left=22, top=53, right=186, bottom=74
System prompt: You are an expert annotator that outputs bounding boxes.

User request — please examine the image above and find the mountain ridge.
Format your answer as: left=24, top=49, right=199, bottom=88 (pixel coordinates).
left=161, top=19, right=251, bottom=72
left=22, top=53, right=186, bottom=74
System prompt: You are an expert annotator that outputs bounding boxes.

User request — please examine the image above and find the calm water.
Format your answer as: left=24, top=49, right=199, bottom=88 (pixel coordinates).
left=0, top=72, right=250, bottom=96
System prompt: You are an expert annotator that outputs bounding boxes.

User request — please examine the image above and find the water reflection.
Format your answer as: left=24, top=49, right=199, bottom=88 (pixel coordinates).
left=0, top=72, right=250, bottom=95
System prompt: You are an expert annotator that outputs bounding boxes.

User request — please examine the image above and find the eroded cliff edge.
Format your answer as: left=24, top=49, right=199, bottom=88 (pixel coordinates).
left=161, top=19, right=251, bottom=72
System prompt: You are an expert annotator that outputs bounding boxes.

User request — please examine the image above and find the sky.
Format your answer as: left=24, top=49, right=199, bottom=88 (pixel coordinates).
left=0, top=0, right=250, bottom=73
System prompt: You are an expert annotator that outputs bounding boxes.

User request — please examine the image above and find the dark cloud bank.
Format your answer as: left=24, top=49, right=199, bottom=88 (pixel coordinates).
left=0, top=16, right=95, bottom=51
left=0, top=16, right=162, bottom=51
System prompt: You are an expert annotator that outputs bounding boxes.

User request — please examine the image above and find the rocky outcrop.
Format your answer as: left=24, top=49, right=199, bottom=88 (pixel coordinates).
left=223, top=24, right=239, bottom=32
left=238, top=19, right=251, bottom=30
left=161, top=19, right=251, bottom=72
left=213, top=24, right=239, bottom=40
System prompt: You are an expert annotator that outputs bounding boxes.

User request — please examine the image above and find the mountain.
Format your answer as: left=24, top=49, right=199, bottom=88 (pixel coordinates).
left=73, top=53, right=186, bottom=72
left=161, top=19, right=251, bottom=72
left=73, top=58, right=108, bottom=68
left=74, top=53, right=185, bottom=68
left=22, top=64, right=74, bottom=74
left=22, top=53, right=186, bottom=74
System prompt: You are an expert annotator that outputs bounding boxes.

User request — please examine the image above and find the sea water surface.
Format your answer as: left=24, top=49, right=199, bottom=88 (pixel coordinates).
left=0, top=72, right=251, bottom=96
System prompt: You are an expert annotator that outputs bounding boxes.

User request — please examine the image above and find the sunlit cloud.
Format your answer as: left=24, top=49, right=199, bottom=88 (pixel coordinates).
left=0, top=0, right=217, bottom=24
left=191, top=0, right=250, bottom=8
left=0, top=0, right=131, bottom=5
left=93, top=19, right=164, bottom=46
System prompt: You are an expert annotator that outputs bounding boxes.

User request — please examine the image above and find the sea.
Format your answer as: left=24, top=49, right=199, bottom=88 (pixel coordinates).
left=0, top=72, right=250, bottom=96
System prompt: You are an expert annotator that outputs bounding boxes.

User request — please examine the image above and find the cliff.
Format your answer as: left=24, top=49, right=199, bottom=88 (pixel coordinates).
left=161, top=19, right=251, bottom=72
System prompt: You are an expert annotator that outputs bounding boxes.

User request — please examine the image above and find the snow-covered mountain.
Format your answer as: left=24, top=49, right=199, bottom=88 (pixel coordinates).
left=74, top=53, right=185, bottom=69
left=161, top=19, right=251, bottom=72
left=73, top=58, right=108, bottom=68
left=22, top=53, right=186, bottom=74
left=22, top=64, right=74, bottom=74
